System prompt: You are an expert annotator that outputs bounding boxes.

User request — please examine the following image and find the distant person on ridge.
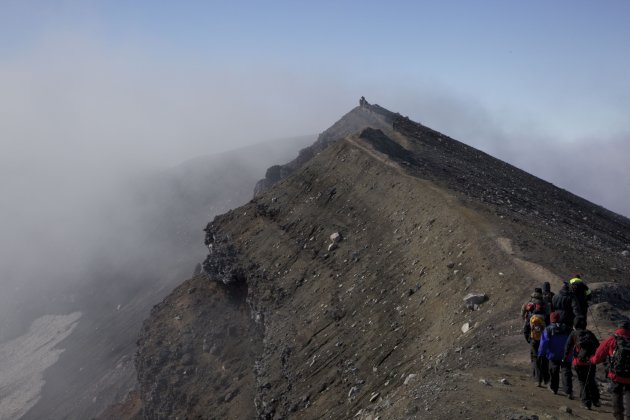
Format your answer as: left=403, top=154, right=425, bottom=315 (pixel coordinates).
left=590, top=320, right=630, bottom=420
left=570, top=274, right=592, bottom=320
left=539, top=311, right=573, bottom=398
left=564, top=316, right=600, bottom=409
left=552, top=282, right=579, bottom=328
left=542, top=282, right=555, bottom=324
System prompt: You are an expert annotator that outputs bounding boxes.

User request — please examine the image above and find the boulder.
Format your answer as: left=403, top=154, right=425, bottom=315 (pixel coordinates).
left=404, top=374, right=418, bottom=385
left=463, top=293, right=487, bottom=306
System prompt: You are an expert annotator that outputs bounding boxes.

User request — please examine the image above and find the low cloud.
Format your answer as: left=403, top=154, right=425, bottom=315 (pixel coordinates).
left=0, top=34, right=351, bottom=340
left=1, top=30, right=629, bottom=342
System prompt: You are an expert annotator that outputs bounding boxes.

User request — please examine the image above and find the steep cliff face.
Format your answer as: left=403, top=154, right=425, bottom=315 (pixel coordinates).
left=135, top=277, right=261, bottom=419
left=136, top=101, right=630, bottom=419
left=13, top=136, right=313, bottom=420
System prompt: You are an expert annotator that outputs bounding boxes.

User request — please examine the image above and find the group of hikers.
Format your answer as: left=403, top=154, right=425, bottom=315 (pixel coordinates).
left=522, top=275, right=630, bottom=419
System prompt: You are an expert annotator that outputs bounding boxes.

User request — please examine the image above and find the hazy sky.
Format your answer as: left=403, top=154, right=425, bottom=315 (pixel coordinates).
left=0, top=0, right=629, bottom=281
left=1, top=1, right=628, bottom=192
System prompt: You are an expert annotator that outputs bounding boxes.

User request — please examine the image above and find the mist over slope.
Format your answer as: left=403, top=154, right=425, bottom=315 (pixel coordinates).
left=0, top=135, right=313, bottom=420
left=135, top=100, right=630, bottom=419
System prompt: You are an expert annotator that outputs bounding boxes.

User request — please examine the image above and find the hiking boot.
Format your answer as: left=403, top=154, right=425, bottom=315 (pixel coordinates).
left=581, top=401, right=592, bottom=410
left=567, top=393, right=574, bottom=400
left=592, top=400, right=601, bottom=407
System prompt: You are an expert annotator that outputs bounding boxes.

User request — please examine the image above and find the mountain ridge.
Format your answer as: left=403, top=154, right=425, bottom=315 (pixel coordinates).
left=134, top=99, right=630, bottom=419
left=253, top=100, right=398, bottom=196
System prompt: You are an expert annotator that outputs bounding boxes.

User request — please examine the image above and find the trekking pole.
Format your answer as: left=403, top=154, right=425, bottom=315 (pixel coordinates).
left=582, top=361, right=591, bottom=403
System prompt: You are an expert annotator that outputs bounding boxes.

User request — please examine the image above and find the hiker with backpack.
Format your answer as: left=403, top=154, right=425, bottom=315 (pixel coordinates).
left=522, top=287, right=546, bottom=341
left=552, top=282, right=580, bottom=328
left=563, top=316, right=600, bottom=409
left=570, top=274, right=592, bottom=320
left=522, top=289, right=547, bottom=379
left=539, top=311, right=573, bottom=398
left=591, top=320, right=630, bottom=420
left=527, top=304, right=550, bottom=386
left=521, top=288, right=545, bottom=319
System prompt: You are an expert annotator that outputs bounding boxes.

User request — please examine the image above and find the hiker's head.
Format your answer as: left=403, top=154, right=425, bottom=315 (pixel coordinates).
left=574, top=316, right=587, bottom=329
left=561, top=282, right=570, bottom=292
left=534, top=287, right=542, bottom=295
left=543, top=282, right=551, bottom=293
left=550, top=311, right=560, bottom=323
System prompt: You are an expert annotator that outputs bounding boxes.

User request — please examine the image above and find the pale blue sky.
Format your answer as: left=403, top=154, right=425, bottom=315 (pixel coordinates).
left=1, top=0, right=629, bottom=214
left=2, top=1, right=628, bottom=138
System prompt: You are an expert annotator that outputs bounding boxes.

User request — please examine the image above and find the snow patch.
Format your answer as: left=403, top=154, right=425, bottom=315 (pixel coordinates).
left=0, top=312, right=82, bottom=420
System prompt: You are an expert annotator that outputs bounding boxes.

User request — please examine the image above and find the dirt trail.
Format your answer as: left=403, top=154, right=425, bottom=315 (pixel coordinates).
left=497, top=237, right=563, bottom=290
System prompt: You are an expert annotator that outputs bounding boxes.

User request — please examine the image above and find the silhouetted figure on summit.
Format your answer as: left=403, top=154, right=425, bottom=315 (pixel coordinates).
left=359, top=96, right=368, bottom=107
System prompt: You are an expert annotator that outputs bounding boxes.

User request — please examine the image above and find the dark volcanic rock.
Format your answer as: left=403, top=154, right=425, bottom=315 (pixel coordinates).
left=358, top=127, right=416, bottom=164
left=202, top=223, right=245, bottom=286
left=135, top=274, right=262, bottom=420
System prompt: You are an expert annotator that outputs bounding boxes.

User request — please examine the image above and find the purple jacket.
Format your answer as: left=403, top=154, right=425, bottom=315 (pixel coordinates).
left=538, top=323, right=572, bottom=362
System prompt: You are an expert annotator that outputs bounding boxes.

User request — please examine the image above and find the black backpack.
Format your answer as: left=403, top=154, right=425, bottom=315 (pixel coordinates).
left=576, top=330, right=598, bottom=363
left=610, top=335, right=630, bottom=378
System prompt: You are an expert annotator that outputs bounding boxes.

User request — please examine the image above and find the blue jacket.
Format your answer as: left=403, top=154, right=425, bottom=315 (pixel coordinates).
left=538, top=323, right=572, bottom=361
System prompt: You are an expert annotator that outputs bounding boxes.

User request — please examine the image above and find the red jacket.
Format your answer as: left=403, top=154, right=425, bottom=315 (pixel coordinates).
left=590, top=328, right=630, bottom=384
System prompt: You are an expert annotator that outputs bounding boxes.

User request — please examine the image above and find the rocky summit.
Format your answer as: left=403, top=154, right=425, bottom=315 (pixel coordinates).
left=134, top=99, right=630, bottom=419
